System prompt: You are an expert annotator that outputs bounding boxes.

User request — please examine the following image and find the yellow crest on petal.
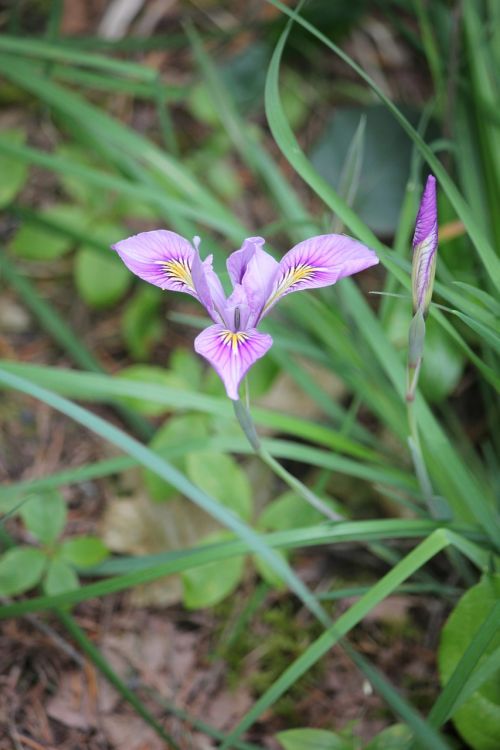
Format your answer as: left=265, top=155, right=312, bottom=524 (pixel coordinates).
left=161, top=258, right=194, bottom=289
left=264, top=263, right=318, bottom=312
left=219, top=329, right=250, bottom=353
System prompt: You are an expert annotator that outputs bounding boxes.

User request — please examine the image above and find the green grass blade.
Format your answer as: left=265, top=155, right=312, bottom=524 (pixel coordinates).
left=0, top=34, right=159, bottom=80
left=0, top=519, right=464, bottom=618
left=186, top=24, right=315, bottom=236
left=221, top=530, right=451, bottom=747
left=0, top=366, right=330, bottom=627
left=0, top=360, right=389, bottom=462
left=266, top=0, right=500, bottom=290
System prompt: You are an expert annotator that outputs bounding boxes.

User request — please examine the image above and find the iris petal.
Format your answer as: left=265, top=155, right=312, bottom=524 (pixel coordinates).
left=262, top=234, right=378, bottom=315
left=194, top=324, right=273, bottom=400
left=227, top=237, right=279, bottom=325
left=112, top=230, right=199, bottom=297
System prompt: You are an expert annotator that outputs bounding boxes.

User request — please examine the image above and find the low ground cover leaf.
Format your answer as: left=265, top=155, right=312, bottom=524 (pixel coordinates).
left=74, top=223, right=132, bottom=308
left=144, top=414, right=210, bottom=501
left=364, top=724, right=412, bottom=749
left=121, top=286, right=164, bottom=360
left=186, top=450, right=252, bottom=523
left=10, top=204, right=90, bottom=260
left=0, top=546, right=46, bottom=595
left=20, top=489, right=66, bottom=545
left=44, top=558, right=79, bottom=595
left=277, top=727, right=354, bottom=750
left=59, top=536, right=108, bottom=568
left=181, top=531, right=245, bottom=609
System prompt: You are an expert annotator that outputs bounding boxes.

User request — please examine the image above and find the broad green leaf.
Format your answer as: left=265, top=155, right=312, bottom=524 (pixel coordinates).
left=364, top=724, right=412, bottom=749
left=59, top=536, right=108, bottom=568
left=258, top=491, right=339, bottom=532
left=0, top=546, right=46, bottom=595
left=277, top=728, right=354, bottom=750
left=144, top=415, right=210, bottom=502
left=439, top=575, right=500, bottom=750
left=20, top=490, right=66, bottom=545
left=75, top=226, right=131, bottom=308
left=10, top=204, right=89, bottom=260
left=116, top=365, right=186, bottom=416
left=0, top=127, right=29, bottom=207
left=186, top=450, right=252, bottom=522
left=181, top=532, right=245, bottom=609
left=44, top=558, right=79, bottom=595
left=121, top=286, right=164, bottom=360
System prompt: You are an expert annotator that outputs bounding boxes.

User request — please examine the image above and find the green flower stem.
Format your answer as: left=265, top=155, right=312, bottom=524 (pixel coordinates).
left=407, top=398, right=435, bottom=510
left=233, top=399, right=343, bottom=522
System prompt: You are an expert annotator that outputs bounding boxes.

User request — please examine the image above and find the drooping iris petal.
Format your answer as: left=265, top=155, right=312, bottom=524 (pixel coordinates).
left=227, top=237, right=279, bottom=325
left=111, top=230, right=199, bottom=297
left=411, top=175, right=438, bottom=315
left=194, top=324, right=273, bottom=400
left=261, top=234, right=378, bottom=315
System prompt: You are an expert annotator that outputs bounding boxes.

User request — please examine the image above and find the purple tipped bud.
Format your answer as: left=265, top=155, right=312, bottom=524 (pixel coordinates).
left=411, top=175, right=438, bottom=316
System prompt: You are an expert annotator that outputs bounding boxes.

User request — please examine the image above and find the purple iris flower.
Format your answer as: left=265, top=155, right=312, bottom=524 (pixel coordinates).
left=411, top=175, right=438, bottom=316
left=112, top=231, right=378, bottom=400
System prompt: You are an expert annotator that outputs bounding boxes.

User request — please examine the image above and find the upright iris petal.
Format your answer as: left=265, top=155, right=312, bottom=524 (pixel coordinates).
left=261, top=234, right=379, bottom=315
left=411, top=175, right=438, bottom=316
left=111, top=228, right=378, bottom=400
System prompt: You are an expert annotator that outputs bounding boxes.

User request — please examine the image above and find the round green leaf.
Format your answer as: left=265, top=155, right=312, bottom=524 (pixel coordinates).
left=364, top=724, right=412, bottom=749
left=144, top=415, right=210, bottom=502
left=186, top=450, right=252, bottom=522
left=10, top=204, right=89, bottom=260
left=438, top=574, right=500, bottom=750
left=121, top=286, right=164, bottom=361
left=181, top=532, right=245, bottom=609
left=20, top=490, right=66, bottom=545
left=74, top=224, right=131, bottom=308
left=277, top=728, right=354, bottom=750
left=116, top=365, right=186, bottom=416
left=258, top=491, right=339, bottom=532
left=0, top=128, right=29, bottom=208
left=59, top=536, right=108, bottom=568
left=0, top=546, right=47, bottom=596
left=44, top=558, right=79, bottom=596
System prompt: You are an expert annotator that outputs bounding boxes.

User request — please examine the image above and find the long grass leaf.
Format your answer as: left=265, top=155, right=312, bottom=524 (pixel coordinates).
left=266, top=0, right=500, bottom=290
left=0, top=367, right=330, bottom=627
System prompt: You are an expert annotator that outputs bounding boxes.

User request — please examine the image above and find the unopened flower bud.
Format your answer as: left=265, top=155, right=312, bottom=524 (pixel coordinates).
left=411, top=175, right=438, bottom=316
